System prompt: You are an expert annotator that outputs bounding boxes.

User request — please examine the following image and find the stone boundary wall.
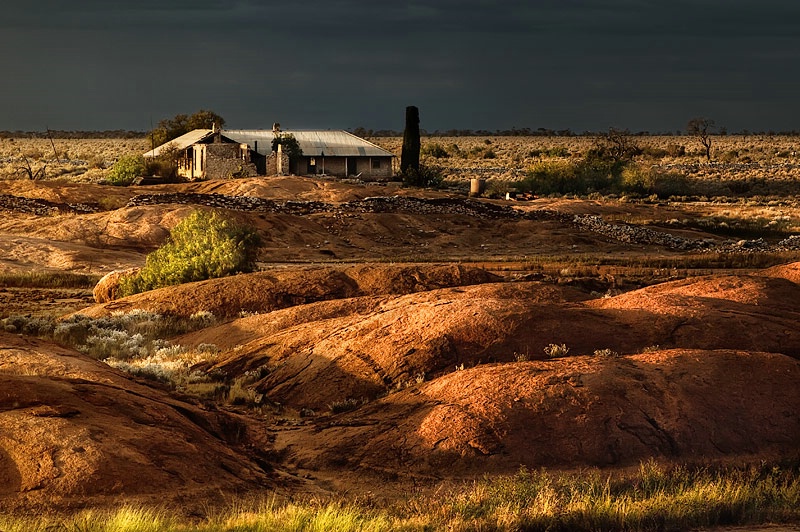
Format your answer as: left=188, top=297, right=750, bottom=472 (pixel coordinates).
left=123, top=193, right=800, bottom=254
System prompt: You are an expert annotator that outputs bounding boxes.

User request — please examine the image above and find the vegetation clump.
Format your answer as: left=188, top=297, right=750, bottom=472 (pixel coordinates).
left=149, top=109, right=225, bottom=147
left=144, top=143, right=181, bottom=180
left=518, top=129, right=694, bottom=198
left=107, top=154, right=145, bottom=186
left=2, top=460, right=798, bottom=531
left=271, top=133, right=303, bottom=161
left=544, top=343, right=570, bottom=358
left=119, top=211, right=260, bottom=296
left=421, top=142, right=450, bottom=158
left=0, top=271, right=98, bottom=289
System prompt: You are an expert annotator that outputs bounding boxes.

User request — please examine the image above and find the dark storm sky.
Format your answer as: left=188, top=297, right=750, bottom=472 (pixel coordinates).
left=2, top=0, right=799, bottom=133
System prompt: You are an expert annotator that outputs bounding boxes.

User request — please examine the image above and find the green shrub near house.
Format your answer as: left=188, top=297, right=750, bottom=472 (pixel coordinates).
left=119, top=211, right=260, bottom=296
left=107, top=154, right=145, bottom=186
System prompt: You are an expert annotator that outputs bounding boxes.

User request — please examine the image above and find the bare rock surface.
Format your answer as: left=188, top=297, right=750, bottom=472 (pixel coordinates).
left=92, top=267, right=140, bottom=303
left=275, top=349, right=800, bottom=478
left=77, top=263, right=501, bottom=317
left=181, top=264, right=800, bottom=410
left=0, top=332, right=276, bottom=512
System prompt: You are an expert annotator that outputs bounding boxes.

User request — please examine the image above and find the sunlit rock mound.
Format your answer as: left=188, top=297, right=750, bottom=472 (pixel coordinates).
left=277, top=349, right=800, bottom=476
left=0, top=333, right=274, bottom=512
left=182, top=265, right=800, bottom=411
left=586, top=271, right=800, bottom=357
left=174, top=262, right=800, bottom=474
left=79, top=264, right=501, bottom=318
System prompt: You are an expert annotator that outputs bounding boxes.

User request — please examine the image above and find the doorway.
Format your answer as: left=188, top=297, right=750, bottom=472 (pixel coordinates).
left=346, top=157, right=358, bottom=177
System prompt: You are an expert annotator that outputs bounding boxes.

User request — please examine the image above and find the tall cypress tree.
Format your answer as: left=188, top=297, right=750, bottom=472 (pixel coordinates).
left=400, top=106, right=420, bottom=185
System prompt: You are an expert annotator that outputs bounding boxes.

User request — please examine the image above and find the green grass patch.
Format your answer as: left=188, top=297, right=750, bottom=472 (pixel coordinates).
left=0, top=271, right=99, bottom=288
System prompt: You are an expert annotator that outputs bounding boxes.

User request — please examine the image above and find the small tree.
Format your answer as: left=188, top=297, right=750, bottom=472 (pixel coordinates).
left=687, top=117, right=715, bottom=161
left=150, top=109, right=225, bottom=147
left=271, top=133, right=303, bottom=161
left=596, top=128, right=641, bottom=164
left=108, top=154, right=145, bottom=186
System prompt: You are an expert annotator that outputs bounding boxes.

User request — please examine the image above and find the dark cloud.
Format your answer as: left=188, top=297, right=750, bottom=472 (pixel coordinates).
left=1, top=1, right=799, bottom=131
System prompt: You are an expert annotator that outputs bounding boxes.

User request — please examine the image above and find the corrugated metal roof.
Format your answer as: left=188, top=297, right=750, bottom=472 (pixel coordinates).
left=223, top=129, right=395, bottom=158
left=143, top=129, right=213, bottom=158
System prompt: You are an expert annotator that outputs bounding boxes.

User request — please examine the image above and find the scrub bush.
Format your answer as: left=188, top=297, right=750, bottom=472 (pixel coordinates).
left=107, top=154, right=145, bottom=185
left=119, top=211, right=259, bottom=296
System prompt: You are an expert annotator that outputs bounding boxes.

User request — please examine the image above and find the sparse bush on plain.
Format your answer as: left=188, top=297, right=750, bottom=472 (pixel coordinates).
left=119, top=211, right=260, bottom=297
left=402, top=162, right=445, bottom=188
left=107, top=154, right=145, bottom=185
left=619, top=164, right=692, bottom=197
left=1, top=315, right=55, bottom=336
left=483, top=178, right=510, bottom=199
left=421, top=142, right=450, bottom=159
left=666, top=142, right=687, bottom=157
left=3, top=309, right=218, bottom=364
left=529, top=146, right=571, bottom=158
left=520, top=159, right=580, bottom=195
left=2, top=308, right=225, bottom=391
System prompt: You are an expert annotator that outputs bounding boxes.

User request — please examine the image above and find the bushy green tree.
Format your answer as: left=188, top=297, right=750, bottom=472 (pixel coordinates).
left=119, top=211, right=259, bottom=296
left=271, top=133, right=303, bottom=161
left=107, top=154, right=145, bottom=186
left=149, top=109, right=225, bottom=147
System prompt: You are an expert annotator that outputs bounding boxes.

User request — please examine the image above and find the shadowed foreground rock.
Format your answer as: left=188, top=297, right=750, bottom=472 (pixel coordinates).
left=0, top=333, right=277, bottom=512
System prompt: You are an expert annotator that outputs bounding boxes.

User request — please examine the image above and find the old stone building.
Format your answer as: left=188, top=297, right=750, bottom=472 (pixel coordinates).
left=224, top=129, right=395, bottom=179
left=145, top=126, right=395, bottom=181
left=144, top=128, right=258, bottom=181
left=143, top=126, right=257, bottom=181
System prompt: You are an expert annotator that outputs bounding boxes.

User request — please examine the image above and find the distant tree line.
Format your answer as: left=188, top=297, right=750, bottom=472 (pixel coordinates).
left=0, top=130, right=145, bottom=139
left=3, top=124, right=800, bottom=140
left=349, top=127, right=800, bottom=138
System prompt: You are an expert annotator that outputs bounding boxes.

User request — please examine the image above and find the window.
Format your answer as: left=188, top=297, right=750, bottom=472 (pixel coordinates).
left=371, top=158, right=381, bottom=169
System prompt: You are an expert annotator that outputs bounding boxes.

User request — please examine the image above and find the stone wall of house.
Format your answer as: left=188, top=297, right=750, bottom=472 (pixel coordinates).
left=360, top=157, right=393, bottom=180
left=266, top=151, right=289, bottom=175
left=294, top=156, right=393, bottom=180
left=306, top=157, right=347, bottom=177
left=205, top=143, right=257, bottom=179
